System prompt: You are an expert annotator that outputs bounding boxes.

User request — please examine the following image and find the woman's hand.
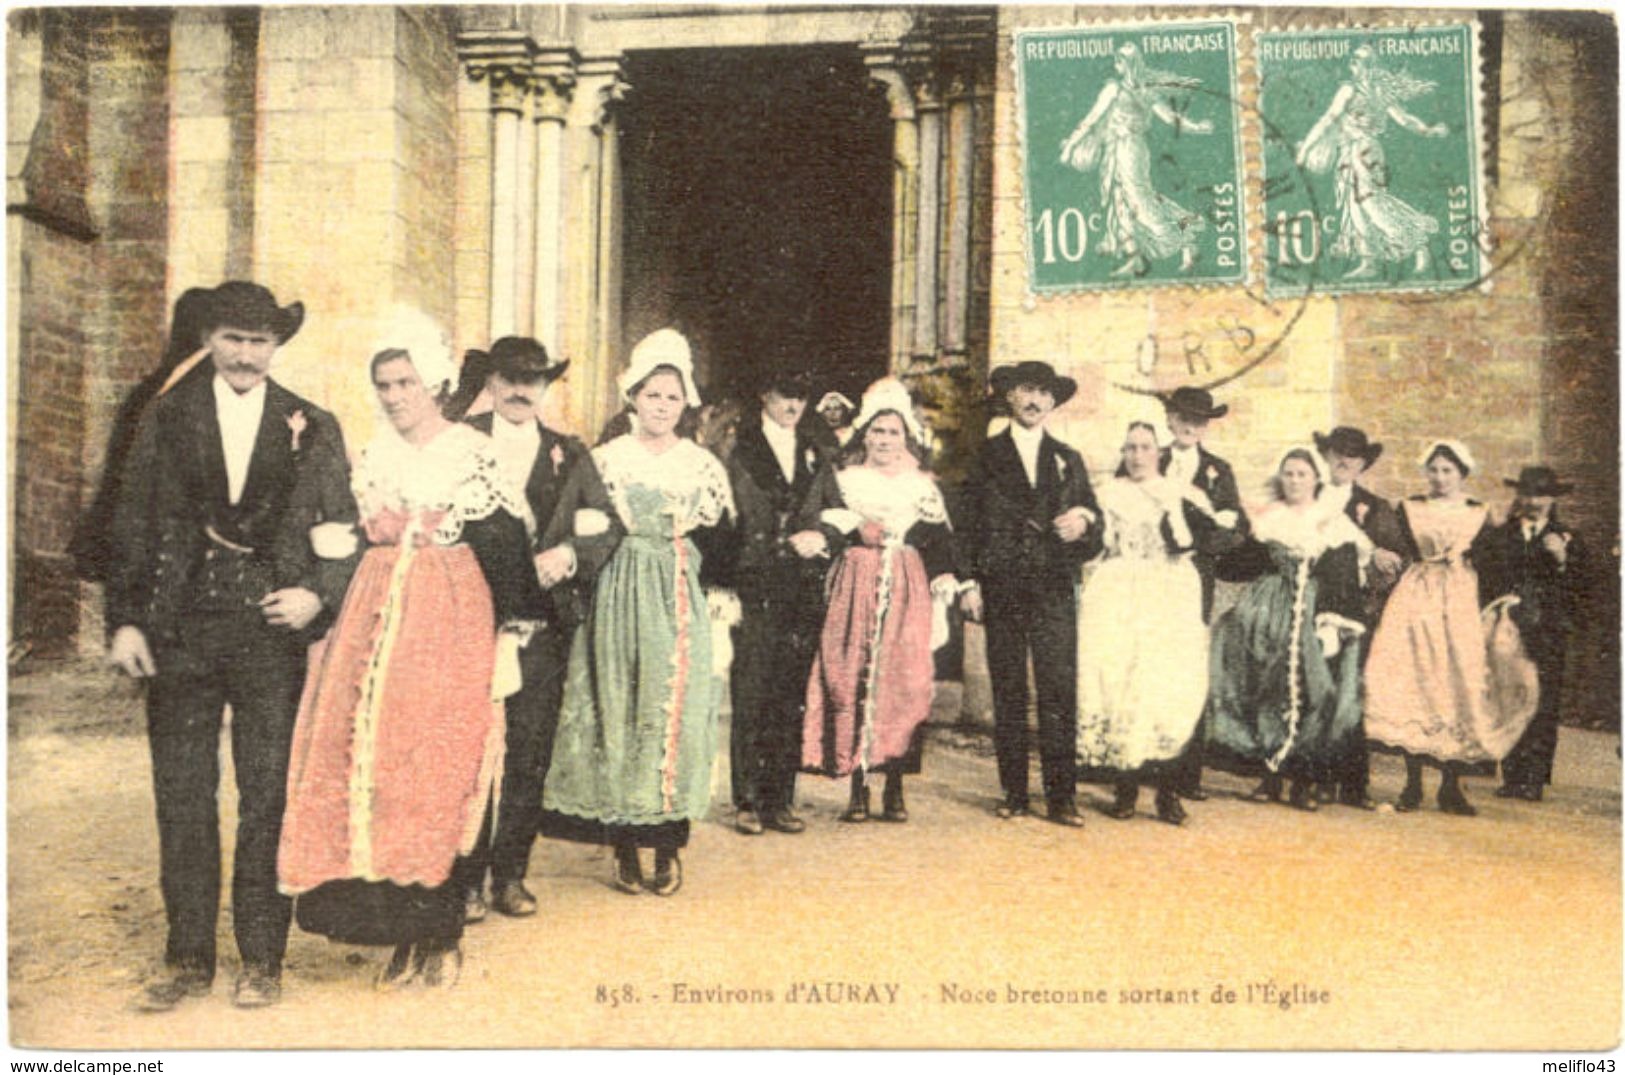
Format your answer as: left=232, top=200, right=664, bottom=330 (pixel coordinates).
left=858, top=521, right=887, bottom=548
left=788, top=530, right=828, bottom=559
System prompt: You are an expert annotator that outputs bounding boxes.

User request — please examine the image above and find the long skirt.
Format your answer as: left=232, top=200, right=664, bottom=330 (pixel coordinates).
left=278, top=543, right=502, bottom=944
left=543, top=533, right=718, bottom=843
left=1365, top=560, right=1538, bottom=765
left=803, top=543, right=934, bottom=776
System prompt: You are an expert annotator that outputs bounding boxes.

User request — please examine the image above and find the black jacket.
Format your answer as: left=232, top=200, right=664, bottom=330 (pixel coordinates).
left=965, top=429, right=1102, bottom=589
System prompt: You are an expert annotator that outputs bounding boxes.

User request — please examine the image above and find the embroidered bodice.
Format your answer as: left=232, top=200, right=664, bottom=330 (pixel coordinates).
left=592, top=435, right=733, bottom=539
left=834, top=466, right=948, bottom=541
left=1097, top=478, right=1179, bottom=561
left=354, top=424, right=533, bottom=546
left=1252, top=498, right=1373, bottom=568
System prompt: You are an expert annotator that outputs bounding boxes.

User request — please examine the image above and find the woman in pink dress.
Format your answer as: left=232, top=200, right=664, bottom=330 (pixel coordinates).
left=1364, top=440, right=1537, bottom=815
left=278, top=318, right=543, bottom=988
left=799, top=378, right=962, bottom=823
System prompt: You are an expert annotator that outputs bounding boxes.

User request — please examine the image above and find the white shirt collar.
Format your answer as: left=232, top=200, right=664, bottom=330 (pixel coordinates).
left=493, top=412, right=540, bottom=442
left=212, top=373, right=267, bottom=412
left=212, top=375, right=267, bottom=506
left=1009, top=422, right=1045, bottom=450
left=762, top=414, right=798, bottom=482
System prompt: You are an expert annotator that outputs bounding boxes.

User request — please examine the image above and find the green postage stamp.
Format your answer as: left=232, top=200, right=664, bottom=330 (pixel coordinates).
left=1256, top=23, right=1486, bottom=296
left=1014, top=19, right=1246, bottom=293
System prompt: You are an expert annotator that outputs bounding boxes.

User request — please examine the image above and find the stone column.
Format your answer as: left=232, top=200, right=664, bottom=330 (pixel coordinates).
left=943, top=72, right=975, bottom=358
left=912, top=72, right=943, bottom=363
left=512, top=83, right=537, bottom=335
left=530, top=51, right=576, bottom=353
left=467, top=55, right=529, bottom=339
left=862, top=42, right=919, bottom=374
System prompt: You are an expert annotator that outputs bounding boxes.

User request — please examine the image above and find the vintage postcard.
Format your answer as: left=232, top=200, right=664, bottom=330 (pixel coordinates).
left=1256, top=22, right=1488, bottom=297
left=5, top=1, right=1619, bottom=1061
left=1014, top=17, right=1248, bottom=292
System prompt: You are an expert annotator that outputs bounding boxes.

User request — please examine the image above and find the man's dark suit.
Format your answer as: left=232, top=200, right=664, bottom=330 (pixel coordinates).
left=1477, top=514, right=1581, bottom=789
left=1159, top=443, right=1246, bottom=796
left=966, top=428, right=1102, bottom=813
left=1328, top=482, right=1408, bottom=797
left=108, top=372, right=353, bottom=980
left=458, top=412, right=608, bottom=889
left=725, top=416, right=828, bottom=817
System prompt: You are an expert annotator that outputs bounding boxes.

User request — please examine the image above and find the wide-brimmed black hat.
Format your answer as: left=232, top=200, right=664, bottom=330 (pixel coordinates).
left=989, top=361, right=1077, bottom=407
left=1314, top=426, right=1383, bottom=465
left=1505, top=466, right=1574, bottom=497
left=199, top=281, right=304, bottom=343
left=472, top=336, right=569, bottom=384
left=1160, top=386, right=1228, bottom=421
left=758, top=365, right=814, bottom=400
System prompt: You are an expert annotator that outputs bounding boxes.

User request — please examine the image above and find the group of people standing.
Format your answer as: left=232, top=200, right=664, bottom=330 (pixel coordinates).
left=94, top=280, right=1581, bottom=1013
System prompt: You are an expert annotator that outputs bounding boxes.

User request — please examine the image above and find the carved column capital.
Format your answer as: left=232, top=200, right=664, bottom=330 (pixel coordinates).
left=861, top=40, right=916, bottom=122
left=531, top=47, right=579, bottom=123
left=460, top=31, right=536, bottom=116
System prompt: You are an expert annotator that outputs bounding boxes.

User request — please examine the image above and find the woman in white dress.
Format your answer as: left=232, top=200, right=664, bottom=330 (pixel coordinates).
left=1076, top=422, right=1208, bottom=825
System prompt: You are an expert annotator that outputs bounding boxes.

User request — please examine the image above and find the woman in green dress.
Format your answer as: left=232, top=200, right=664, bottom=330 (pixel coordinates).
left=541, top=330, right=735, bottom=896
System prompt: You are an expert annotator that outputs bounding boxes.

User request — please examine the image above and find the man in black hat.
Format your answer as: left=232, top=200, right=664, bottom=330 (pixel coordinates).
left=107, top=281, right=356, bottom=1011
left=1314, top=426, right=1409, bottom=809
left=457, top=336, right=615, bottom=915
left=726, top=366, right=831, bottom=835
left=961, top=361, right=1101, bottom=826
left=1157, top=386, right=1245, bottom=801
left=1478, top=466, right=1583, bottom=802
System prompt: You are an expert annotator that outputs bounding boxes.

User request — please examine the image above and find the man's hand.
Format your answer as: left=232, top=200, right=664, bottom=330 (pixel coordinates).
left=788, top=530, right=828, bottom=559
left=1542, top=531, right=1570, bottom=566
left=260, top=588, right=322, bottom=631
left=1371, top=548, right=1404, bottom=579
left=535, top=545, right=576, bottom=588
left=960, top=588, right=984, bottom=623
left=109, top=626, right=157, bottom=678
left=1052, top=507, right=1092, bottom=544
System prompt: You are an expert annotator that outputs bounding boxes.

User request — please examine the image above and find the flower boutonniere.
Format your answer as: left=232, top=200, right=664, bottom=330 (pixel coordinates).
left=805, top=446, right=817, bottom=472
left=1355, top=502, right=1370, bottom=526
left=1056, top=455, right=1068, bottom=480
left=287, top=409, right=308, bottom=453
left=1204, top=464, right=1218, bottom=487
left=550, top=442, right=566, bottom=476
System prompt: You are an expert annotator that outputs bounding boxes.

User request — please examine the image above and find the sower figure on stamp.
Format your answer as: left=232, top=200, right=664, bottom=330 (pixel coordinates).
left=454, top=337, right=611, bottom=920
left=1156, top=386, right=1245, bottom=802
left=107, top=282, right=354, bottom=1012
left=1480, top=467, right=1583, bottom=803
left=1314, top=426, right=1408, bottom=809
left=726, top=366, right=830, bottom=836
left=960, top=361, right=1101, bottom=827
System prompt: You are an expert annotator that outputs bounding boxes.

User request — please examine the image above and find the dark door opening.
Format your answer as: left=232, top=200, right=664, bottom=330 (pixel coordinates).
left=619, top=46, right=894, bottom=410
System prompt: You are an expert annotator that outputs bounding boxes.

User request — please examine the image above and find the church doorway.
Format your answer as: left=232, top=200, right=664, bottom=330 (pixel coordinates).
left=619, top=46, right=894, bottom=411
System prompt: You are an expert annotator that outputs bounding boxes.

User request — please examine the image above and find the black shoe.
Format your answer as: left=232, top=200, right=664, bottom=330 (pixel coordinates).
left=1517, top=785, right=1544, bottom=802
left=375, top=944, right=417, bottom=992
left=491, top=880, right=538, bottom=917
left=1107, top=783, right=1138, bottom=820
left=1288, top=780, right=1319, bottom=812
left=1437, top=786, right=1477, bottom=817
left=463, top=886, right=488, bottom=924
left=880, top=781, right=908, bottom=823
left=1395, top=783, right=1423, bottom=812
left=1494, top=784, right=1521, bottom=799
left=133, top=966, right=212, bottom=1013
left=994, top=799, right=1030, bottom=820
left=840, top=788, right=871, bottom=823
left=1155, top=789, right=1188, bottom=826
left=612, top=848, right=644, bottom=894
left=1179, top=786, right=1209, bottom=802
left=1247, top=775, right=1284, bottom=803
left=762, top=808, right=806, bottom=834
left=1048, top=801, right=1085, bottom=828
left=1312, top=783, right=1337, bottom=804
left=416, top=943, right=462, bottom=990
left=735, top=808, right=764, bottom=835
left=648, top=853, right=683, bottom=897
left=231, top=965, right=282, bottom=1009
left=1338, top=789, right=1378, bottom=811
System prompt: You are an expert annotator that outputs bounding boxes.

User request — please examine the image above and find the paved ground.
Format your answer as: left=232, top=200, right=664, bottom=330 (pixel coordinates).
left=7, top=660, right=1620, bottom=1050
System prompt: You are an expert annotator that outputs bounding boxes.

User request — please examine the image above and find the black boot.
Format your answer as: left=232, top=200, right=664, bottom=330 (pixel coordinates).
left=1108, top=779, right=1138, bottom=820
left=840, top=772, right=870, bottom=823
left=1395, top=756, right=1424, bottom=813
left=1437, top=767, right=1476, bottom=816
left=880, top=773, right=908, bottom=822
left=612, top=844, right=644, bottom=894
left=1154, top=785, right=1188, bottom=826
